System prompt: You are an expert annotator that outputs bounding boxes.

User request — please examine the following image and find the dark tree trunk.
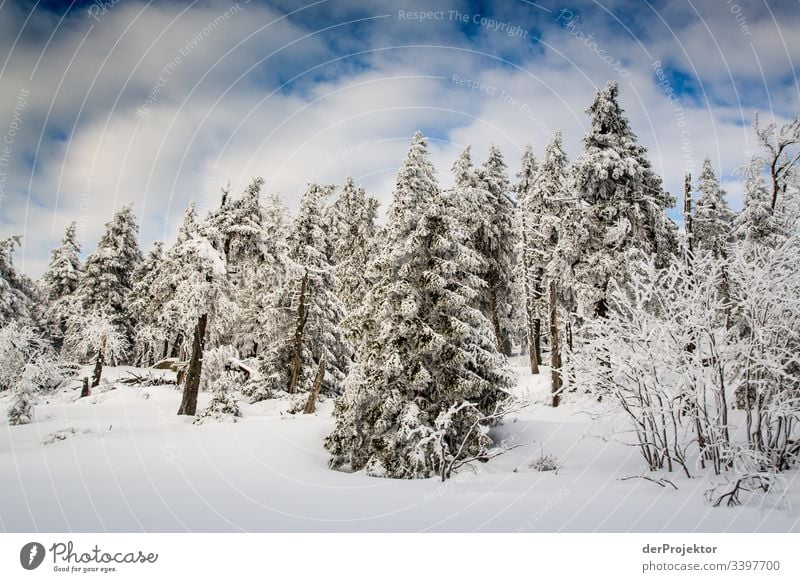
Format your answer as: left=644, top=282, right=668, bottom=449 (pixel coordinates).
left=80, top=377, right=91, bottom=398
left=549, top=281, right=562, bottom=408
left=169, top=333, right=183, bottom=358
left=91, top=334, right=107, bottom=388
left=288, top=271, right=310, bottom=394
left=488, top=274, right=505, bottom=355
left=303, top=356, right=325, bottom=414
left=178, top=313, right=208, bottom=416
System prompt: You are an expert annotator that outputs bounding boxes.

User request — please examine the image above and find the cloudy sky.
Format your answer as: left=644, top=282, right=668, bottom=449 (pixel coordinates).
left=0, top=0, right=798, bottom=277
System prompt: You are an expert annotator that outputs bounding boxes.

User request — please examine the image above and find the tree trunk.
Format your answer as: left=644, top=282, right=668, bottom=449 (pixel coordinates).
left=178, top=313, right=208, bottom=416
left=91, top=334, right=107, bottom=388
left=303, top=356, right=325, bottom=414
left=488, top=274, right=505, bottom=355
left=683, top=173, right=694, bottom=262
left=80, top=377, right=91, bottom=398
left=549, top=281, right=562, bottom=407
left=288, top=271, right=310, bottom=394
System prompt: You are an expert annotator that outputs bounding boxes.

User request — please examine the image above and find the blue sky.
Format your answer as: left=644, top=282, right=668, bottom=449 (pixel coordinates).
left=0, top=0, right=798, bottom=276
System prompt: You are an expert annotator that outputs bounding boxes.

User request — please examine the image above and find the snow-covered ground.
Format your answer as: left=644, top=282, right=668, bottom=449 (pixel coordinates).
left=1, top=359, right=797, bottom=532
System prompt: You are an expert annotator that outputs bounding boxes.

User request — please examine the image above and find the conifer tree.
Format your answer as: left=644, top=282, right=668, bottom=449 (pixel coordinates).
left=165, top=217, right=236, bottom=416
left=257, top=183, right=350, bottom=398
left=330, top=177, right=378, bottom=314
left=694, top=157, right=733, bottom=259
left=79, top=205, right=142, bottom=356
left=41, top=222, right=83, bottom=349
left=475, top=144, right=517, bottom=355
left=513, top=144, right=541, bottom=373
left=326, top=132, right=514, bottom=479
left=565, top=81, right=677, bottom=320
left=0, top=236, right=38, bottom=328
left=126, top=241, right=167, bottom=365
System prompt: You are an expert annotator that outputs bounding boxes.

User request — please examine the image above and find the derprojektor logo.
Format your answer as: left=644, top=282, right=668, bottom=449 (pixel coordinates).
left=20, top=542, right=46, bottom=570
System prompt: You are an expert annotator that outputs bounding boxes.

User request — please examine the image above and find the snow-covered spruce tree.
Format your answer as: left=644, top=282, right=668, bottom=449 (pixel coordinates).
left=329, top=177, right=378, bottom=314
left=475, top=144, right=517, bottom=355
left=7, top=374, right=35, bottom=426
left=194, top=373, right=242, bottom=425
left=326, top=132, right=514, bottom=480
left=256, top=183, right=350, bottom=399
left=512, top=144, right=540, bottom=372
left=126, top=241, right=166, bottom=366
left=41, top=222, right=83, bottom=348
left=565, top=81, right=677, bottom=320
left=694, top=157, right=733, bottom=259
left=78, top=205, right=142, bottom=358
left=234, top=190, right=291, bottom=357
left=162, top=216, right=236, bottom=416
left=0, top=236, right=38, bottom=328
left=733, top=157, right=777, bottom=249
left=531, top=132, right=573, bottom=403
left=209, top=179, right=290, bottom=357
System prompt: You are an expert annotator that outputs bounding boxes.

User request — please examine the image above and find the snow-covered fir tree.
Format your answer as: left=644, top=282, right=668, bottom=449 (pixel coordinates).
left=330, top=177, right=378, bottom=313
left=564, top=81, right=677, bottom=320
left=733, top=157, right=776, bottom=248
left=256, top=183, right=350, bottom=398
left=7, top=375, right=35, bottom=426
left=513, top=144, right=541, bottom=373
left=693, top=157, right=733, bottom=259
left=326, top=132, right=514, bottom=479
left=162, top=215, right=236, bottom=415
left=0, top=236, right=38, bottom=328
left=126, top=241, right=166, bottom=365
left=78, top=205, right=142, bottom=357
left=195, top=373, right=242, bottom=424
left=41, top=222, right=83, bottom=348
left=529, top=133, right=573, bottom=396
left=236, top=190, right=291, bottom=357
left=475, top=144, right=517, bottom=355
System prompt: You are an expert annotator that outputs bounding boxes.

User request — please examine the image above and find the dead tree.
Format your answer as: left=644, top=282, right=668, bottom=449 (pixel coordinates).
left=303, top=356, right=325, bottom=414
left=754, top=113, right=800, bottom=213
left=90, top=334, right=107, bottom=388
left=177, top=313, right=208, bottom=416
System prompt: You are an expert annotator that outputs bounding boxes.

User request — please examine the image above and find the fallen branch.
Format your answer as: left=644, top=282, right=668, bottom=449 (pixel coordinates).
left=620, top=474, right=678, bottom=490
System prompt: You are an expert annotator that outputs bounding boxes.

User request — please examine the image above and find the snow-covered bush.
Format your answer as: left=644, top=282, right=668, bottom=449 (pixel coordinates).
left=530, top=454, right=560, bottom=472
left=7, top=375, right=35, bottom=425
left=132, top=324, right=167, bottom=368
left=194, top=373, right=242, bottom=424
left=577, top=234, right=800, bottom=480
left=0, top=323, right=63, bottom=393
left=62, top=310, right=127, bottom=365
left=200, top=345, right=240, bottom=392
